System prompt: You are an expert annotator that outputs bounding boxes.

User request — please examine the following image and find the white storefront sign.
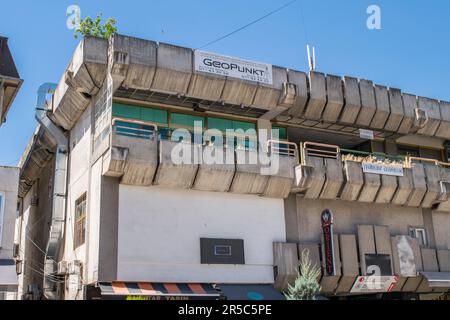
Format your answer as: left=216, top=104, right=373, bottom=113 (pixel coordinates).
left=194, top=50, right=273, bottom=85
left=362, top=162, right=404, bottom=176
left=359, top=129, right=375, bottom=140
left=350, top=276, right=399, bottom=293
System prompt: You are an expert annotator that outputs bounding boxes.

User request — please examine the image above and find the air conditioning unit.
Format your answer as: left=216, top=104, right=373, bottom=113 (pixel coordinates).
left=57, top=261, right=69, bottom=275
left=278, top=82, right=297, bottom=107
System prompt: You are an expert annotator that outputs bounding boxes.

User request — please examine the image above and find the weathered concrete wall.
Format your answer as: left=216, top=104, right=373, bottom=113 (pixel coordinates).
left=117, top=185, right=285, bottom=283
left=287, top=197, right=424, bottom=243
left=0, top=166, right=19, bottom=259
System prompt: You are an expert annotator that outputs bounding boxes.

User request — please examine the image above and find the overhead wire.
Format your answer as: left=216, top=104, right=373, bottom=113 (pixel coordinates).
left=197, top=0, right=299, bottom=49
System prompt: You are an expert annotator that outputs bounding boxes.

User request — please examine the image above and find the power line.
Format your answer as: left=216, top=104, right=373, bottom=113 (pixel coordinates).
left=197, top=0, right=299, bottom=49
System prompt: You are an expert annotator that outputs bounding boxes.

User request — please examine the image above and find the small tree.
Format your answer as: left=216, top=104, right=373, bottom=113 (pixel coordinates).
left=74, top=14, right=117, bottom=39
left=285, top=249, right=321, bottom=300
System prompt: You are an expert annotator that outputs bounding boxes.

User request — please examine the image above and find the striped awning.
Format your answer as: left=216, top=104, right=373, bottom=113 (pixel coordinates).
left=98, top=282, right=220, bottom=299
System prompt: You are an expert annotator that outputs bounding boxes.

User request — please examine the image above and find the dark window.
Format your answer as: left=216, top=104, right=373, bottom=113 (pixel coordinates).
left=74, top=194, right=87, bottom=249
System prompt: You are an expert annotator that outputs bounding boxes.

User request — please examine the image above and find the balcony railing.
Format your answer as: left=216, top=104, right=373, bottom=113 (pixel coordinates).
left=112, top=117, right=157, bottom=140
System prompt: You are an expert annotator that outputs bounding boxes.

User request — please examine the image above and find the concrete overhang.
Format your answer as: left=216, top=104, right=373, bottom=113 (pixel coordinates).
left=17, top=125, right=56, bottom=198
left=49, top=33, right=450, bottom=141
left=0, top=36, right=23, bottom=125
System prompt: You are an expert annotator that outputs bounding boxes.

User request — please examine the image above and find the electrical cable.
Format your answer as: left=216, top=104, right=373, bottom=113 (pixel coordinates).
left=197, top=0, right=298, bottom=49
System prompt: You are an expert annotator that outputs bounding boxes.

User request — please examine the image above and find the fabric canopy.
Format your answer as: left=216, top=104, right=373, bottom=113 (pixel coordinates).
left=98, top=282, right=220, bottom=299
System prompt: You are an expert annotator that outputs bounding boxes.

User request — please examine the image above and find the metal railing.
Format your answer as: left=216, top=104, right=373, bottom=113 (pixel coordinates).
left=267, top=140, right=298, bottom=158
left=302, top=142, right=340, bottom=161
left=112, top=117, right=158, bottom=140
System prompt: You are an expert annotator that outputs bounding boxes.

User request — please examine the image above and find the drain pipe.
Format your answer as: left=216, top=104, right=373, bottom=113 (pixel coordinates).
left=35, top=83, right=68, bottom=299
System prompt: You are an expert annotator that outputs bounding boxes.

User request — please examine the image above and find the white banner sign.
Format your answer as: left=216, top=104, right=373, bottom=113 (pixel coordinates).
left=194, top=50, right=273, bottom=85
left=359, top=129, right=374, bottom=140
left=362, top=162, right=404, bottom=176
left=351, top=276, right=398, bottom=293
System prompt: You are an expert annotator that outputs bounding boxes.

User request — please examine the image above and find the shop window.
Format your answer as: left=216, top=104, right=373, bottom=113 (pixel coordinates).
left=409, top=227, right=428, bottom=247
left=74, top=194, right=87, bottom=249
left=0, top=192, right=4, bottom=247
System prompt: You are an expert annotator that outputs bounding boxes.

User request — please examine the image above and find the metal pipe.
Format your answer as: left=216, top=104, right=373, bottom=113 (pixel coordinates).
left=35, top=83, right=68, bottom=300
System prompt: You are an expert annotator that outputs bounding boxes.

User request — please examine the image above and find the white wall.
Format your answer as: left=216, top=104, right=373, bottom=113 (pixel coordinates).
left=117, top=185, right=286, bottom=283
left=0, top=166, right=19, bottom=259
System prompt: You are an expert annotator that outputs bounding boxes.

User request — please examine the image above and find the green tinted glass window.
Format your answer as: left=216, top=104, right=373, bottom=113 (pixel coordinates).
left=170, top=113, right=205, bottom=129
left=207, top=117, right=233, bottom=132
left=112, top=103, right=168, bottom=125
left=141, top=107, right=168, bottom=125
left=112, top=103, right=141, bottom=120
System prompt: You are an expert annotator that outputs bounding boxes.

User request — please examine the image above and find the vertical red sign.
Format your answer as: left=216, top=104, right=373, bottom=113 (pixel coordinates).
left=321, top=209, right=335, bottom=276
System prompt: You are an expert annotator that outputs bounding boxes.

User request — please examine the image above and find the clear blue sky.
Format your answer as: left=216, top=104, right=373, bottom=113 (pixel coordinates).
left=0, top=0, right=449, bottom=165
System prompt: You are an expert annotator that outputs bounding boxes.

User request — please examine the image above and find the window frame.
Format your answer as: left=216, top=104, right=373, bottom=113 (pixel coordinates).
left=74, top=193, right=87, bottom=249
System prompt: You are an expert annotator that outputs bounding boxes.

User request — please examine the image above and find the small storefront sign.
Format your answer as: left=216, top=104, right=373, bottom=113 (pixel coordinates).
left=321, top=209, right=335, bottom=276
left=194, top=50, right=273, bottom=84
left=350, top=276, right=398, bottom=294
left=362, top=162, right=404, bottom=176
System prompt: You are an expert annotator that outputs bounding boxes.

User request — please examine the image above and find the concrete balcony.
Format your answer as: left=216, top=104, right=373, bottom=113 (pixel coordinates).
left=274, top=225, right=450, bottom=295
left=101, top=118, right=299, bottom=198
left=52, top=37, right=108, bottom=130
left=294, top=143, right=450, bottom=210
left=102, top=118, right=158, bottom=186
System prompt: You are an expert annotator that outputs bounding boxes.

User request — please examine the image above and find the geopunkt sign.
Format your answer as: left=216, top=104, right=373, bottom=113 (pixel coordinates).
left=194, top=50, right=273, bottom=85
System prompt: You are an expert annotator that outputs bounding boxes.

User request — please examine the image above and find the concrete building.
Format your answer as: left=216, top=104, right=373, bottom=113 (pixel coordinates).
left=16, top=34, right=450, bottom=300
left=0, top=36, right=21, bottom=299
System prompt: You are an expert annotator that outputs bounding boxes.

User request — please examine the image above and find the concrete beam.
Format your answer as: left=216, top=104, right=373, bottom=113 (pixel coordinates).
left=392, top=167, right=414, bottom=206
left=384, top=88, right=404, bottom=132
left=398, top=93, right=418, bottom=134
left=417, top=97, right=441, bottom=136
left=322, top=75, right=344, bottom=122
left=355, top=79, right=376, bottom=127
left=193, top=146, right=235, bottom=192
left=304, top=71, right=327, bottom=120
left=370, top=85, right=390, bottom=129
left=340, top=161, right=364, bottom=201
left=406, top=164, right=427, bottom=207
left=153, top=140, right=198, bottom=189
left=286, top=70, right=308, bottom=118
left=358, top=172, right=381, bottom=203
left=188, top=66, right=226, bottom=101
left=304, top=156, right=325, bottom=199
left=252, top=66, right=287, bottom=110
left=435, top=101, right=450, bottom=139
left=320, top=158, right=344, bottom=200
left=375, top=174, right=398, bottom=204
left=230, top=149, right=269, bottom=194
left=151, top=42, right=192, bottom=95
left=421, top=163, right=442, bottom=208
left=339, top=76, right=361, bottom=125
left=273, top=243, right=299, bottom=291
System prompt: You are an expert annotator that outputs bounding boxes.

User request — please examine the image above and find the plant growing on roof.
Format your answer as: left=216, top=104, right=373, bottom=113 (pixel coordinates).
left=74, top=13, right=117, bottom=39
left=284, top=249, right=322, bottom=300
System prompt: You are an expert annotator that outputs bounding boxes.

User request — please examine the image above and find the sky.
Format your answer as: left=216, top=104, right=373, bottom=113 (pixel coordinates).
left=0, top=0, right=449, bottom=165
